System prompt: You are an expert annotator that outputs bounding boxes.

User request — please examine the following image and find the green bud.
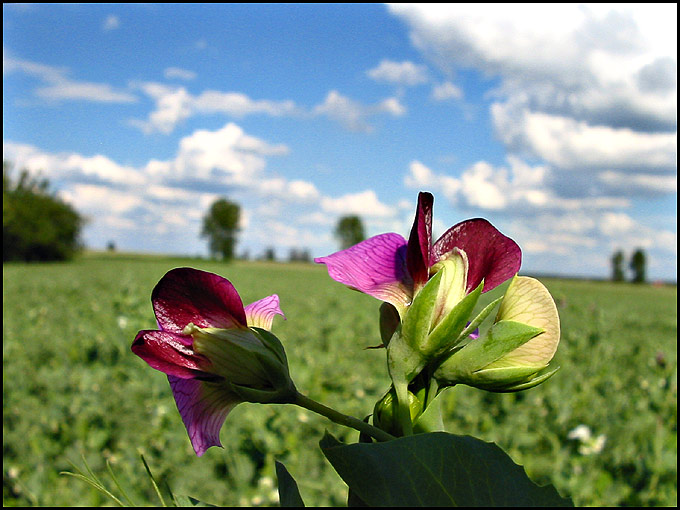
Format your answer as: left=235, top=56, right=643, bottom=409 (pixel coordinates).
left=373, top=387, right=423, bottom=437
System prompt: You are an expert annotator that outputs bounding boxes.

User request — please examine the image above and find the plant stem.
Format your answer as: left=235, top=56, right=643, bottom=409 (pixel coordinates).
left=293, top=392, right=396, bottom=443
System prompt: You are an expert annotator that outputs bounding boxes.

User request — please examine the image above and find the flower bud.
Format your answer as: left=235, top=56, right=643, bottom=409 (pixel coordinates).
left=372, top=387, right=423, bottom=436
left=434, top=276, right=561, bottom=392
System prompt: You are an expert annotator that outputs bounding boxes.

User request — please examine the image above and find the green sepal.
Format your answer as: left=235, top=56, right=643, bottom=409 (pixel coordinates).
left=401, top=269, right=443, bottom=352
left=426, top=279, right=483, bottom=355
left=489, top=365, right=561, bottom=393
left=412, top=391, right=445, bottom=434
left=251, top=327, right=288, bottom=365
left=457, top=294, right=503, bottom=344
left=435, top=320, right=544, bottom=384
left=469, top=364, right=545, bottom=388
left=229, top=380, right=296, bottom=404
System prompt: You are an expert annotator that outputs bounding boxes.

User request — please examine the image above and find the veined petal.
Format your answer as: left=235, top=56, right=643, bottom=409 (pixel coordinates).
left=168, top=376, right=241, bottom=456
left=492, top=276, right=560, bottom=367
left=406, top=192, right=433, bottom=291
left=152, top=268, right=247, bottom=333
left=244, top=294, right=285, bottom=331
left=315, top=233, right=412, bottom=308
left=432, top=219, right=521, bottom=293
left=131, top=330, right=211, bottom=379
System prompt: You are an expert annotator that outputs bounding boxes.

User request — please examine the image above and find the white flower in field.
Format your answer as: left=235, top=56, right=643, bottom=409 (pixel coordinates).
left=579, top=434, right=606, bottom=455
left=568, top=424, right=606, bottom=455
left=567, top=424, right=592, bottom=442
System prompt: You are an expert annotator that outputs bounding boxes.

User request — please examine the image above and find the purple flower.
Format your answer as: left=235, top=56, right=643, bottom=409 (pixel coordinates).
left=315, top=192, right=522, bottom=316
left=132, top=267, right=290, bottom=456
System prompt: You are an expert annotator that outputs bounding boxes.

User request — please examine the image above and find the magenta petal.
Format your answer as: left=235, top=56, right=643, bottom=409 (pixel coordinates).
left=152, top=267, right=247, bottom=333
left=168, top=376, right=241, bottom=456
left=244, top=295, right=285, bottom=331
left=132, top=330, right=210, bottom=378
left=406, top=192, right=434, bottom=290
left=315, top=233, right=412, bottom=307
left=432, top=219, right=522, bottom=293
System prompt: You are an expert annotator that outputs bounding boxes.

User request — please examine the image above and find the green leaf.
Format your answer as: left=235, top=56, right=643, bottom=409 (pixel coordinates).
left=320, top=431, right=572, bottom=507
left=275, top=460, right=305, bottom=507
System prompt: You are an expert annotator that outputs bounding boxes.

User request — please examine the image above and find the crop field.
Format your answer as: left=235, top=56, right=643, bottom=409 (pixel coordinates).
left=3, top=253, right=677, bottom=507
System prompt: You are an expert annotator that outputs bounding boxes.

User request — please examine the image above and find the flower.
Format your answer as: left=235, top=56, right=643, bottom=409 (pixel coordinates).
left=315, top=191, right=521, bottom=320
left=434, top=275, right=561, bottom=392
left=131, top=267, right=293, bottom=456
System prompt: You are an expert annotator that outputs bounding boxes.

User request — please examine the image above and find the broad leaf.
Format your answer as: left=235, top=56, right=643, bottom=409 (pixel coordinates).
left=320, top=431, right=572, bottom=507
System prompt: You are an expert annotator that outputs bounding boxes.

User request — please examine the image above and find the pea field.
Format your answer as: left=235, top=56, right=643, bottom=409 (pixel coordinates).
left=3, top=253, right=677, bottom=507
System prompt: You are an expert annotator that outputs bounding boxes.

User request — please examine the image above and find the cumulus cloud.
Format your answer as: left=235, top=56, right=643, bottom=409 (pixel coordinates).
left=4, top=53, right=137, bottom=103
left=3, top=123, right=405, bottom=259
left=390, top=4, right=676, bottom=130
left=390, top=3, right=677, bottom=203
left=367, top=59, right=429, bottom=86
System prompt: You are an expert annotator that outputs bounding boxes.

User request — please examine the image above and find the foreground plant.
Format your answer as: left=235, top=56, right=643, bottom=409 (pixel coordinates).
left=124, top=191, right=571, bottom=507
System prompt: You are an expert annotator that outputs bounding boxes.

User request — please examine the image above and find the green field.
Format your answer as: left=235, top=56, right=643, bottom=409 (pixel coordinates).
left=3, top=253, right=677, bottom=506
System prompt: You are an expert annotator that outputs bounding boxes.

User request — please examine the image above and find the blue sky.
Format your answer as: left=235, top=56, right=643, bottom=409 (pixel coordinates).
left=3, top=4, right=677, bottom=280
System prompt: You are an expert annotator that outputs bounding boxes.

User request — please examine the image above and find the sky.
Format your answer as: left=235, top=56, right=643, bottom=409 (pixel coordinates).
left=3, top=3, right=677, bottom=281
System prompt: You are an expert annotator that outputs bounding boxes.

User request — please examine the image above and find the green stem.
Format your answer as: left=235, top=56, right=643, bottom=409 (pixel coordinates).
left=293, top=392, right=396, bottom=443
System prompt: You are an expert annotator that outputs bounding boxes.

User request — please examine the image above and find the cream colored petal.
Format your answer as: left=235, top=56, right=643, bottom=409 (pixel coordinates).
left=493, top=276, right=560, bottom=366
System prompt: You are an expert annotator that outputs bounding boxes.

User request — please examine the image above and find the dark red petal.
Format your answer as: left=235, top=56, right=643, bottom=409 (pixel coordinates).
left=406, top=192, right=434, bottom=290
left=132, top=329, right=210, bottom=378
left=152, top=267, right=247, bottom=333
left=432, top=218, right=521, bottom=293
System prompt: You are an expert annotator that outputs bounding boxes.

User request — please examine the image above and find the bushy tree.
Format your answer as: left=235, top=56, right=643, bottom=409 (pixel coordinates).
left=3, top=162, right=84, bottom=262
left=334, top=215, right=365, bottom=250
left=630, top=248, right=647, bottom=283
left=201, top=198, right=241, bottom=261
left=611, top=250, right=625, bottom=282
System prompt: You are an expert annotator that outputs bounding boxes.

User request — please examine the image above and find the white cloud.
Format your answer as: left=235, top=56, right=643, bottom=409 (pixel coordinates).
left=390, top=4, right=676, bottom=131
left=131, top=83, right=298, bottom=134
left=367, top=59, right=429, bottom=86
left=390, top=3, right=678, bottom=205
left=164, top=67, right=197, bottom=81
left=431, top=81, right=463, bottom=101
left=103, top=15, right=120, bottom=31
left=4, top=53, right=137, bottom=103
left=492, top=104, right=677, bottom=173
left=321, top=190, right=396, bottom=218
left=313, top=90, right=404, bottom=132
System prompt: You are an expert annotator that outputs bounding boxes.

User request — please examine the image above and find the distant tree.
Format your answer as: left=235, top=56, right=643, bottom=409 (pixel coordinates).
left=630, top=248, right=647, bottom=283
left=263, top=247, right=276, bottom=261
left=3, top=161, right=84, bottom=262
left=334, top=215, right=365, bottom=250
left=289, top=247, right=311, bottom=263
left=611, top=250, right=625, bottom=282
left=107, top=240, right=117, bottom=252
left=201, top=198, right=240, bottom=260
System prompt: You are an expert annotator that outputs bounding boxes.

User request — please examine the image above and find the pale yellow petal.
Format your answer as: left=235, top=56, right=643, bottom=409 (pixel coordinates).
left=493, top=276, right=560, bottom=366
